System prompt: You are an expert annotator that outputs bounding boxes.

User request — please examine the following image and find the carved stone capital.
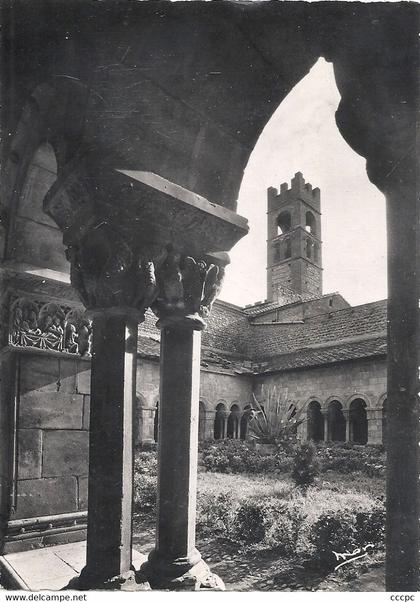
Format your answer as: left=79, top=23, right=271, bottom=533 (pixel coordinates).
left=44, top=158, right=247, bottom=319
left=151, top=248, right=228, bottom=330
left=64, top=221, right=159, bottom=319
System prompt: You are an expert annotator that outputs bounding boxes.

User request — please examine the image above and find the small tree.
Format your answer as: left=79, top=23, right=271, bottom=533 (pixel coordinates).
left=248, top=387, right=305, bottom=451
left=291, top=441, right=320, bottom=491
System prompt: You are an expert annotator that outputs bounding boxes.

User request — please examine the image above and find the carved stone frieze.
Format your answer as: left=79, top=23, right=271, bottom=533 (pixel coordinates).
left=8, top=295, right=92, bottom=357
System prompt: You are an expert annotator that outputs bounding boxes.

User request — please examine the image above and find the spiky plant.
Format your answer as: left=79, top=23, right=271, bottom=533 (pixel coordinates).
left=248, top=386, right=306, bottom=451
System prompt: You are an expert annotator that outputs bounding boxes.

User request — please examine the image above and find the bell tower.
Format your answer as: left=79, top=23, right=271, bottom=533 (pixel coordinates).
left=267, top=172, right=322, bottom=302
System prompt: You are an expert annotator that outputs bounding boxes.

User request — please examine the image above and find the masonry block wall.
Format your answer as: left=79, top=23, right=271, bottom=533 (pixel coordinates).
left=135, top=358, right=254, bottom=443
left=255, top=356, right=387, bottom=444
left=1, top=351, right=91, bottom=552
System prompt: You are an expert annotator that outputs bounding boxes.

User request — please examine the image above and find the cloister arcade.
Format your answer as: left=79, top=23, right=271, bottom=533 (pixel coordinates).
left=306, top=395, right=386, bottom=446
left=153, top=394, right=388, bottom=446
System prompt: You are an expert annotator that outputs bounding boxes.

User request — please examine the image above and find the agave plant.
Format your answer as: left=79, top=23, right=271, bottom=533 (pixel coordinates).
left=248, top=386, right=306, bottom=451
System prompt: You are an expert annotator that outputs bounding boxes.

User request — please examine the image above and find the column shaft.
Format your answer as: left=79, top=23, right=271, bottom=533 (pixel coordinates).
left=155, top=324, right=201, bottom=569
left=322, top=412, right=329, bottom=442
left=222, top=417, right=228, bottom=439
left=344, top=410, right=351, bottom=442
left=386, top=187, right=419, bottom=591
left=82, top=312, right=138, bottom=586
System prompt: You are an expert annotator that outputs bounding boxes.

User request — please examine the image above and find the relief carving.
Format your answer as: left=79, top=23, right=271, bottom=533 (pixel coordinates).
left=152, top=245, right=225, bottom=325
left=65, top=308, right=93, bottom=357
left=65, top=222, right=158, bottom=316
left=8, top=296, right=92, bottom=356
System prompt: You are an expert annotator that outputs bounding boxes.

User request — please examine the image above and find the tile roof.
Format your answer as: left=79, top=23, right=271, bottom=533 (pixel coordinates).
left=243, top=288, right=320, bottom=316
left=248, top=300, right=387, bottom=359
left=255, top=336, right=387, bottom=373
left=137, top=298, right=388, bottom=373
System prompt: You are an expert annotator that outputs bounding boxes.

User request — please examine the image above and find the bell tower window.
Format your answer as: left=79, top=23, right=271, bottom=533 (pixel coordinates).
left=277, top=211, right=291, bottom=235
left=305, top=211, right=316, bottom=235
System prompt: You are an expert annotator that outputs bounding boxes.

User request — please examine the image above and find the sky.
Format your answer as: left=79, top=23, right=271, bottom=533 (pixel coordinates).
left=221, top=58, right=387, bottom=308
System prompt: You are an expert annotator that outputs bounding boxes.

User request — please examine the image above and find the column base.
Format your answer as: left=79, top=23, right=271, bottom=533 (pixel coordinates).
left=66, top=567, right=151, bottom=591
left=144, top=551, right=225, bottom=591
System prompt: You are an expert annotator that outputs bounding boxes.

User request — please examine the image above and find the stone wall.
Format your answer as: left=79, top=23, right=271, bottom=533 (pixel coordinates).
left=135, top=358, right=254, bottom=444
left=1, top=350, right=90, bottom=552
left=255, top=356, right=387, bottom=444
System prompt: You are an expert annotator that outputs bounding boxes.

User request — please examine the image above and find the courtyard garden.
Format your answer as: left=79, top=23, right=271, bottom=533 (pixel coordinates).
left=132, top=439, right=386, bottom=591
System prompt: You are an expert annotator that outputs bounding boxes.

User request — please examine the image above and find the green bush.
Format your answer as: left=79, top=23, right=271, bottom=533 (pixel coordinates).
left=133, top=474, right=157, bottom=513
left=292, top=442, right=320, bottom=490
left=316, top=443, right=386, bottom=477
left=201, top=439, right=385, bottom=478
left=355, top=507, right=386, bottom=547
left=135, top=450, right=158, bottom=476
left=309, top=504, right=385, bottom=570
left=247, top=390, right=305, bottom=450
left=197, top=492, right=237, bottom=537
left=309, top=511, right=358, bottom=569
left=201, top=439, right=293, bottom=474
left=263, top=513, right=300, bottom=556
left=133, top=450, right=158, bottom=513
left=230, top=497, right=282, bottom=544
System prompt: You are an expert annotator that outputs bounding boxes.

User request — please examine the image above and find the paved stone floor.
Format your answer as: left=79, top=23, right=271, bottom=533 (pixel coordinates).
left=0, top=541, right=147, bottom=590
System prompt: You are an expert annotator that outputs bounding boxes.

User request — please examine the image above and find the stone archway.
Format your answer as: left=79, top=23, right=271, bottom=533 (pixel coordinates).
left=227, top=404, right=240, bottom=439
left=214, top=403, right=227, bottom=440
left=328, top=400, right=346, bottom=442
left=349, top=398, right=368, bottom=445
left=307, top=400, right=324, bottom=443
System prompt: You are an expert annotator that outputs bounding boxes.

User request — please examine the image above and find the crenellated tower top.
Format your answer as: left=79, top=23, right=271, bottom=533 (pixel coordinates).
left=267, top=172, right=323, bottom=303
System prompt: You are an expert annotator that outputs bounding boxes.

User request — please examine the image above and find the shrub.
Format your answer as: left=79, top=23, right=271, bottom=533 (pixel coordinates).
left=133, top=474, right=157, bottom=513
left=264, top=513, right=300, bottom=556
left=309, top=503, right=385, bottom=571
left=229, top=497, right=296, bottom=552
left=230, top=497, right=277, bottom=544
left=309, top=511, right=358, bottom=570
left=292, top=442, right=320, bottom=490
left=355, top=507, right=386, bottom=547
left=197, top=492, right=237, bottom=537
left=134, top=450, right=158, bottom=476
left=201, top=439, right=293, bottom=474
left=133, top=450, right=158, bottom=513
left=316, top=443, right=386, bottom=477
left=293, top=487, right=379, bottom=556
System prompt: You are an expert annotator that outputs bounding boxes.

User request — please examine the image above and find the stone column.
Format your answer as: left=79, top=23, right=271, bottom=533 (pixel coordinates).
left=385, top=178, right=419, bottom=591
left=321, top=410, right=329, bottom=442
left=343, top=410, right=351, bottom=443
left=145, top=251, right=226, bottom=590
left=78, top=309, right=141, bottom=589
left=60, top=235, right=157, bottom=589
left=366, top=409, right=381, bottom=445
left=205, top=410, right=216, bottom=440
left=222, top=416, right=228, bottom=439
left=332, top=37, right=418, bottom=591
